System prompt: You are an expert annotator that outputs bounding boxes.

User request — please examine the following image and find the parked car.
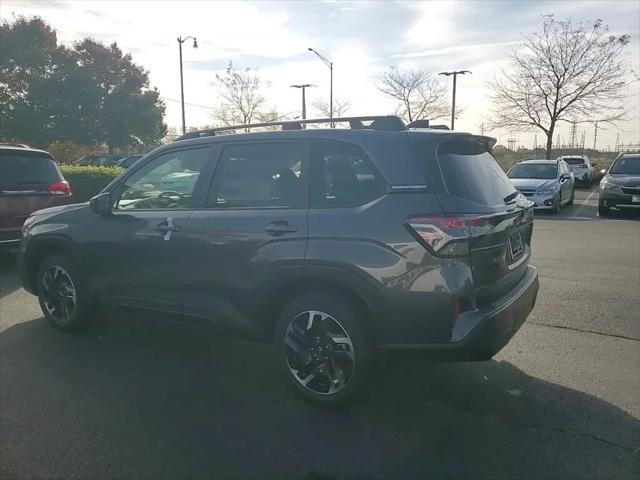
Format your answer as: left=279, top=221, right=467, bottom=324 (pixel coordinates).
left=558, top=155, right=594, bottom=186
left=18, top=116, right=539, bottom=404
left=0, top=145, right=71, bottom=250
left=598, top=153, right=640, bottom=216
left=507, top=159, right=575, bottom=214
left=116, top=154, right=143, bottom=169
left=76, top=154, right=125, bottom=167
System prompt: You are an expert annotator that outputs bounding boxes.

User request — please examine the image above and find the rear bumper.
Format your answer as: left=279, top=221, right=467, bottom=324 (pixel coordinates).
left=380, top=265, right=539, bottom=361
left=572, top=171, right=590, bottom=184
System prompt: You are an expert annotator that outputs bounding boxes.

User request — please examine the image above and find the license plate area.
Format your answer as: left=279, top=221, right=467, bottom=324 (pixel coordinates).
left=633, top=195, right=640, bottom=203
left=508, top=232, right=524, bottom=261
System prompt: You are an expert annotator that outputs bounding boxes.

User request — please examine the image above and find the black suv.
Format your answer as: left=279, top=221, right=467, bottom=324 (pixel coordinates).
left=18, top=116, right=539, bottom=404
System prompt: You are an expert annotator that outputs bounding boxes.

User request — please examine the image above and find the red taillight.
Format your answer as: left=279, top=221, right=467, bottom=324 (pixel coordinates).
left=406, top=215, right=488, bottom=256
left=48, top=180, right=71, bottom=196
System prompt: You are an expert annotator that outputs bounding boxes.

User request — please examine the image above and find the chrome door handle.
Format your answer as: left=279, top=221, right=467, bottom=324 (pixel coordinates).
left=157, top=217, right=180, bottom=240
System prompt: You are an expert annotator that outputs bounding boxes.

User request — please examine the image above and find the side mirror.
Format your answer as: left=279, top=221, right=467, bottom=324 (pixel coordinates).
left=600, top=168, right=607, bottom=175
left=89, top=192, right=112, bottom=215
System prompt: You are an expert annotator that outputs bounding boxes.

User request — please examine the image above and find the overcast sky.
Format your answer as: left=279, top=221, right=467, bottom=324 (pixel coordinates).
left=2, top=0, right=639, bottom=149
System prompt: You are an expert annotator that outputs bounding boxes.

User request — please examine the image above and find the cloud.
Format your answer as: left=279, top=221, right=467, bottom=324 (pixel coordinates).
left=1, top=0, right=637, bottom=147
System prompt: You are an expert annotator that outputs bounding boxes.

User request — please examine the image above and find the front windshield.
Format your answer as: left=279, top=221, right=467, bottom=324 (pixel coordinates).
left=610, top=156, right=640, bottom=175
left=508, top=163, right=557, bottom=179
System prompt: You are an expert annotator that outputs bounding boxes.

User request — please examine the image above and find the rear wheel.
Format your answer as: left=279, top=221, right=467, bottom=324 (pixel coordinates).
left=274, top=292, right=373, bottom=405
left=36, top=254, right=91, bottom=331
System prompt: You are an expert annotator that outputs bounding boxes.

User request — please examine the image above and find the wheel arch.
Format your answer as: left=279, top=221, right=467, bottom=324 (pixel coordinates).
left=260, top=265, right=386, bottom=345
left=24, top=236, right=81, bottom=294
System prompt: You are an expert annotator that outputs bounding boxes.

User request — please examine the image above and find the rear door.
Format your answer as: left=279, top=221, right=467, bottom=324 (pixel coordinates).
left=434, top=138, right=534, bottom=306
left=178, top=141, right=309, bottom=333
left=0, top=150, right=68, bottom=243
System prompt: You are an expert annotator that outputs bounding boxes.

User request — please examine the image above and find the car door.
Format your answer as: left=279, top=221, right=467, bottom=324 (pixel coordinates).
left=95, top=145, right=214, bottom=314
left=559, top=162, right=572, bottom=203
left=178, top=140, right=309, bottom=334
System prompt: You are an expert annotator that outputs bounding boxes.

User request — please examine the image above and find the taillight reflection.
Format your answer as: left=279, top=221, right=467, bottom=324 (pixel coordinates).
left=406, top=215, right=489, bottom=257
left=48, top=181, right=71, bottom=196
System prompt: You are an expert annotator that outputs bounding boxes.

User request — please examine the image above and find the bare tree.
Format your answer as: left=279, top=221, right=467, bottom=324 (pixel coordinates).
left=377, top=67, right=449, bottom=123
left=312, top=97, right=351, bottom=118
left=213, top=61, right=265, bottom=131
left=489, top=16, right=633, bottom=159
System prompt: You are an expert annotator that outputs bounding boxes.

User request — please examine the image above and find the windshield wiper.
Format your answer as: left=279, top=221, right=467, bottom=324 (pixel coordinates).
left=503, top=191, right=519, bottom=203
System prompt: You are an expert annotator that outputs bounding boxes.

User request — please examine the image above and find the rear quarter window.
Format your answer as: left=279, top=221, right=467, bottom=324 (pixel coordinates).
left=0, top=152, right=62, bottom=191
left=436, top=139, right=515, bottom=206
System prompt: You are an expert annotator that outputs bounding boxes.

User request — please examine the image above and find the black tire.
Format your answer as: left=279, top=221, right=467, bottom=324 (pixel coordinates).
left=274, top=292, right=373, bottom=406
left=552, top=195, right=561, bottom=214
left=568, top=189, right=575, bottom=206
left=36, top=254, right=91, bottom=331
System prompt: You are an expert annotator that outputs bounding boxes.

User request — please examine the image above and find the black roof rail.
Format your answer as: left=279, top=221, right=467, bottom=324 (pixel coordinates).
left=174, top=115, right=406, bottom=141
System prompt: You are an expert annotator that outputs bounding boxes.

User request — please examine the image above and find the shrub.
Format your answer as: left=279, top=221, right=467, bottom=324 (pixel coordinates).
left=59, top=165, right=123, bottom=203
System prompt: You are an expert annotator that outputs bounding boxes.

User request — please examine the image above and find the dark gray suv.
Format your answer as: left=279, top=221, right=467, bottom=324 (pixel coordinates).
left=18, top=116, right=539, bottom=404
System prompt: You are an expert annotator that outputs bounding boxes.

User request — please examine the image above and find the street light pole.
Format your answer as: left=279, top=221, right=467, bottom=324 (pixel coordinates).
left=438, top=70, right=471, bottom=130
left=177, top=35, right=198, bottom=134
left=290, top=84, right=315, bottom=123
left=308, top=47, right=333, bottom=125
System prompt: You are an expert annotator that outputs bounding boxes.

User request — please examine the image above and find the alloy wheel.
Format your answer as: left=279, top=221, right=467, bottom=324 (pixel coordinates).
left=284, top=310, right=356, bottom=395
left=40, top=265, right=77, bottom=323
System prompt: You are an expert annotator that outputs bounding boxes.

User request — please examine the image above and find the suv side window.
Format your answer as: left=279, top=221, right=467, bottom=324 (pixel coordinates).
left=115, top=147, right=209, bottom=210
left=206, top=142, right=306, bottom=208
left=310, top=140, right=385, bottom=208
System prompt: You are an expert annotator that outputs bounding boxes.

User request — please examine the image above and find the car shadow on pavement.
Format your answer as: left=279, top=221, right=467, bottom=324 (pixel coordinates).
left=0, top=253, right=21, bottom=298
left=1, top=313, right=638, bottom=480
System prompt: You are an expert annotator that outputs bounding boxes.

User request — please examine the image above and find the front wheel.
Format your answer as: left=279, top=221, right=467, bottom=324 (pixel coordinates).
left=552, top=195, right=561, bottom=214
left=37, top=254, right=91, bottom=331
left=274, top=292, right=373, bottom=405
left=568, top=189, right=575, bottom=206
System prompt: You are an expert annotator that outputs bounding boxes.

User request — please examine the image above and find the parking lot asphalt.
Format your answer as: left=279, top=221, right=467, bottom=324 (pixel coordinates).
left=1, top=187, right=639, bottom=480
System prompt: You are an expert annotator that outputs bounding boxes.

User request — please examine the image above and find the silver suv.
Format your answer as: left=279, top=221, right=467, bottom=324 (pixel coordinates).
left=507, top=159, right=575, bottom=214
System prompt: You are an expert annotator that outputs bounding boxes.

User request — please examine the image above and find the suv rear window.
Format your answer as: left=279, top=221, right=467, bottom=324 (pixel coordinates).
left=436, top=139, right=515, bottom=206
left=0, top=152, right=62, bottom=191
left=563, top=157, right=586, bottom=165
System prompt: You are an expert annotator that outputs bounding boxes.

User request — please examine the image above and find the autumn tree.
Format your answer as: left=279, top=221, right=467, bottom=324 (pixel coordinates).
left=377, top=66, right=449, bottom=123
left=489, top=16, right=632, bottom=159
left=1, top=17, right=166, bottom=150
left=0, top=17, right=66, bottom=145
left=213, top=61, right=265, bottom=130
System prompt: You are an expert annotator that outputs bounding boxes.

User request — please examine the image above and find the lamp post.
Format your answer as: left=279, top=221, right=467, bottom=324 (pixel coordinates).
left=438, top=70, right=471, bottom=130
left=308, top=47, right=333, bottom=125
left=290, top=84, right=315, bottom=122
left=177, top=35, right=198, bottom=134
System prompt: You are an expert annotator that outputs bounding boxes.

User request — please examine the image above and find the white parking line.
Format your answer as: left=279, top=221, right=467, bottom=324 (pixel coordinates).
left=575, top=187, right=599, bottom=217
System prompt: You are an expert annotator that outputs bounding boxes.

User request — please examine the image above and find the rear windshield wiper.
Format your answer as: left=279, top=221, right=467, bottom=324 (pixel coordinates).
left=503, top=191, right=519, bottom=204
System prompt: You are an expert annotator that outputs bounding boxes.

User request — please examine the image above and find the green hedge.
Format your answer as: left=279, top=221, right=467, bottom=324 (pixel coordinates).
left=59, top=165, right=124, bottom=203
